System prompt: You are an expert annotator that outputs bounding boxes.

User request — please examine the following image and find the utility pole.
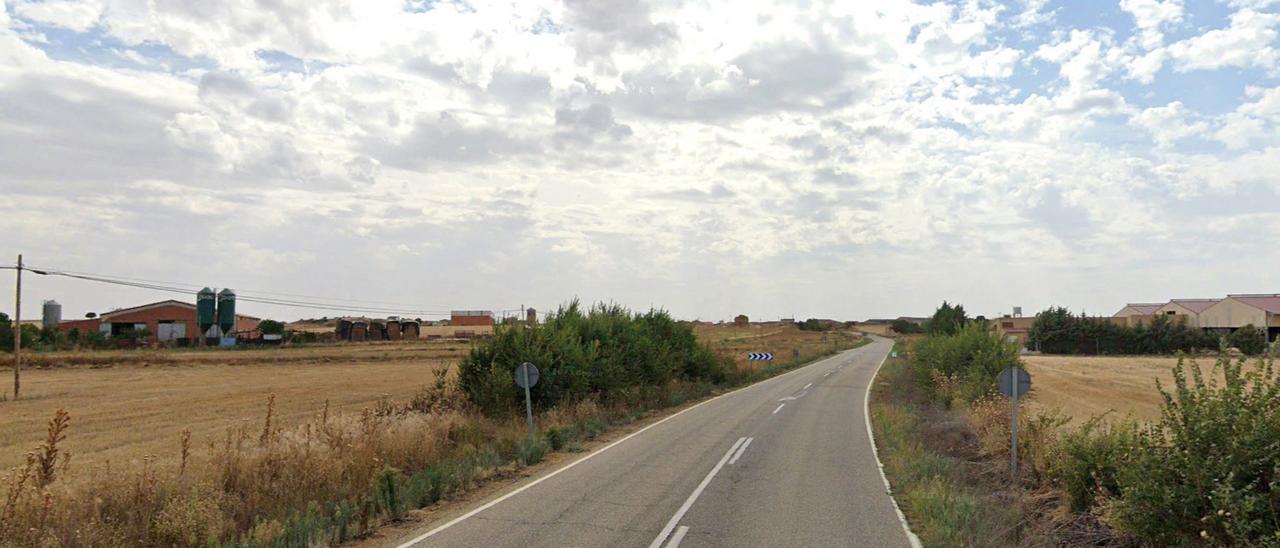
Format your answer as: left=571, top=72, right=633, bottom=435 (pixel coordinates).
left=13, top=254, right=22, bottom=400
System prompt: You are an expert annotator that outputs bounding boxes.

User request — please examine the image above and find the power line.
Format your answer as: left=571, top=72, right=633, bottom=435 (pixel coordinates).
left=25, top=265, right=458, bottom=309
left=21, top=264, right=518, bottom=318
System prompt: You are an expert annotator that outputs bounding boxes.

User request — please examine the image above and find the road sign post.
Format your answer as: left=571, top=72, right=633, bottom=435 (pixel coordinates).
left=514, top=362, right=540, bottom=439
left=998, top=366, right=1032, bottom=482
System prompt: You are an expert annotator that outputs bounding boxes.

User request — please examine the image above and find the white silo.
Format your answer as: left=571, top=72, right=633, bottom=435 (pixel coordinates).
left=42, top=300, right=62, bottom=327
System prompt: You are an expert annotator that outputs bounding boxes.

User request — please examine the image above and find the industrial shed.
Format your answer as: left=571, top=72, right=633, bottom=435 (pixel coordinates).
left=1154, top=299, right=1221, bottom=328
left=1199, top=295, right=1280, bottom=340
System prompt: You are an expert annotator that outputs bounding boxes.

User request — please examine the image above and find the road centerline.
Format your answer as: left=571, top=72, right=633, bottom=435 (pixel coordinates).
left=772, top=403, right=785, bottom=414
left=648, top=437, right=747, bottom=548
left=664, top=525, right=690, bottom=548
left=728, top=438, right=753, bottom=464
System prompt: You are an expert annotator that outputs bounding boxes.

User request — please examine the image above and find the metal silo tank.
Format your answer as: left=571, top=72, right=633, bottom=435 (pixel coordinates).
left=197, top=288, right=217, bottom=334
left=217, top=289, right=236, bottom=334
left=42, top=300, right=62, bottom=327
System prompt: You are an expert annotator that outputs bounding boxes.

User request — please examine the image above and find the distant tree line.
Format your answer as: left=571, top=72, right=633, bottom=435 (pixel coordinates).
left=1026, top=307, right=1268, bottom=355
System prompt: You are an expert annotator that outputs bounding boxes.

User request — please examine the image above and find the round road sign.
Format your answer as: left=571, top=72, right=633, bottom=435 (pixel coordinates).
left=514, top=362, right=540, bottom=389
left=998, top=366, right=1031, bottom=397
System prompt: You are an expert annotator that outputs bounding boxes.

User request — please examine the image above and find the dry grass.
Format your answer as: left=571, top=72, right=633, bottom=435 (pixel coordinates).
left=703, top=326, right=862, bottom=375
left=0, top=341, right=469, bottom=470
left=1021, top=355, right=1190, bottom=424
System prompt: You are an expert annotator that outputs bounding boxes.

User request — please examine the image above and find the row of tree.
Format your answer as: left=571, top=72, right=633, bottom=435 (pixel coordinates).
left=1027, top=307, right=1269, bottom=356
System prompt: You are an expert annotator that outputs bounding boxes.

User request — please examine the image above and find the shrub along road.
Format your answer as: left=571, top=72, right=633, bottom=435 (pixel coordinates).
left=392, top=336, right=914, bottom=547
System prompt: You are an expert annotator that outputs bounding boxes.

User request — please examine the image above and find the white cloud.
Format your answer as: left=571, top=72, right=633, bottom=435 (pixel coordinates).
left=1, top=0, right=1279, bottom=322
left=1166, top=9, right=1280, bottom=72
left=12, top=0, right=102, bottom=32
left=1119, top=0, right=1184, bottom=49
left=1132, top=101, right=1207, bottom=146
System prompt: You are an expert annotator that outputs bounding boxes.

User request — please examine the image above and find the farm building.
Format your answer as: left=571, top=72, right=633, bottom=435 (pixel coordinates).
left=54, top=299, right=259, bottom=344
left=994, top=316, right=1035, bottom=347
left=1154, top=299, right=1221, bottom=328
left=451, top=310, right=494, bottom=327
left=1199, top=295, right=1280, bottom=340
left=1112, top=303, right=1163, bottom=327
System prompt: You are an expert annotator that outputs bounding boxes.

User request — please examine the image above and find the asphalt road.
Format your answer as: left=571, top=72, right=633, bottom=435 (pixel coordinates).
left=395, top=336, right=916, bottom=548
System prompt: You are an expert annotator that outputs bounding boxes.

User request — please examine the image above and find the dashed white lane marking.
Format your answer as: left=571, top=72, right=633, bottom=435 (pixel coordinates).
left=824, top=370, right=833, bottom=377
left=648, top=437, right=747, bottom=548
left=772, top=403, right=786, bottom=414
left=803, top=382, right=813, bottom=390
left=665, top=526, right=690, bottom=548
left=728, top=438, right=753, bottom=465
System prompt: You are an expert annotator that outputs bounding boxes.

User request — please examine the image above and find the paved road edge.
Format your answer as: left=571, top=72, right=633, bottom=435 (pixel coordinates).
left=395, top=345, right=865, bottom=548
left=863, top=341, right=924, bottom=548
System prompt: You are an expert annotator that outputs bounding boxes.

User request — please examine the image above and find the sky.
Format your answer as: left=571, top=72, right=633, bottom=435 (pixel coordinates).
left=2, top=0, right=1279, bottom=323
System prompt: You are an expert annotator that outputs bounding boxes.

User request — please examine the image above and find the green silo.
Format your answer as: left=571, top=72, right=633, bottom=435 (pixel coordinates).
left=197, top=288, right=216, bottom=335
left=217, top=289, right=236, bottom=334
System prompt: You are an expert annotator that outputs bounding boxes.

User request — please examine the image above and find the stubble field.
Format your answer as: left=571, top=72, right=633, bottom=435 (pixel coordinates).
left=1022, top=354, right=1219, bottom=423
left=1, top=326, right=854, bottom=471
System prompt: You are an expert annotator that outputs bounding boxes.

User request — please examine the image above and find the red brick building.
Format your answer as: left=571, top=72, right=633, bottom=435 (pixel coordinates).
left=55, top=299, right=259, bottom=344
left=450, top=310, right=494, bottom=327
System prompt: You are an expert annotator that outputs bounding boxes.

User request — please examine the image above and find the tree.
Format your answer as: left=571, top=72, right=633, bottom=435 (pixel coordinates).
left=926, top=301, right=968, bottom=336
left=734, top=314, right=749, bottom=327
left=1229, top=324, right=1267, bottom=356
left=0, top=312, right=10, bottom=352
left=259, top=319, right=286, bottom=336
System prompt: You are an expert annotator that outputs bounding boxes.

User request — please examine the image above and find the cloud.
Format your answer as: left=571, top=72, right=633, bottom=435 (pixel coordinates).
left=1165, top=9, right=1280, bottom=72
left=1119, top=0, right=1184, bottom=49
left=2, top=0, right=1280, bottom=324
left=12, top=0, right=102, bottom=32
left=554, top=103, right=633, bottom=141
left=1132, top=101, right=1207, bottom=147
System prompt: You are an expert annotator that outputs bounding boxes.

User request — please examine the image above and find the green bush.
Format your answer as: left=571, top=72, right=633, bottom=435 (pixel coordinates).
left=457, top=300, right=730, bottom=416
left=1050, top=416, right=1137, bottom=512
left=259, top=319, right=286, bottom=336
left=913, top=323, right=1020, bottom=404
left=516, top=435, right=549, bottom=466
left=1229, top=324, right=1268, bottom=356
left=890, top=318, right=924, bottom=334
left=1109, top=355, right=1280, bottom=545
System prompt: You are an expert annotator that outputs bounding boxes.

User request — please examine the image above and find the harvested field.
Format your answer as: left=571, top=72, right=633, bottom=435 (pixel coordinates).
left=1, top=326, right=858, bottom=471
left=1023, top=354, right=1209, bottom=423
left=704, top=327, right=863, bottom=374
left=0, top=340, right=469, bottom=470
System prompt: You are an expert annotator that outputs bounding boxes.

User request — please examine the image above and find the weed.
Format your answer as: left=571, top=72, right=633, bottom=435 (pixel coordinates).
left=36, top=408, right=70, bottom=487
left=375, top=466, right=403, bottom=521
left=517, top=435, right=549, bottom=466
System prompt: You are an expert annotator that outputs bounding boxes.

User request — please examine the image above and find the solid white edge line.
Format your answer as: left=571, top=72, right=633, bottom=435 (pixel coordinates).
left=728, top=437, right=753, bottom=465
left=665, top=525, right=691, bottom=548
left=772, top=403, right=785, bottom=414
left=863, top=338, right=924, bottom=548
left=648, top=437, right=746, bottom=548
left=397, top=347, right=859, bottom=547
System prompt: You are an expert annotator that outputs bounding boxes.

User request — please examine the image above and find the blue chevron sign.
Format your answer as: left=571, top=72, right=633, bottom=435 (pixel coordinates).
left=747, top=352, right=773, bottom=361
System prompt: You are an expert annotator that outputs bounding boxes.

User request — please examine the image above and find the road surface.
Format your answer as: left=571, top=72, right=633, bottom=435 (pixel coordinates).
left=395, top=336, right=916, bottom=547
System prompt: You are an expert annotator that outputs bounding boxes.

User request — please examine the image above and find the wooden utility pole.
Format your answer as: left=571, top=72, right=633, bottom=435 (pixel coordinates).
left=13, top=253, right=21, bottom=400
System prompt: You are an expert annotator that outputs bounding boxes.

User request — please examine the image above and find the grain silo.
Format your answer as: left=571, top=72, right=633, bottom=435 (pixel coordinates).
left=217, top=289, right=236, bottom=335
left=197, top=288, right=217, bottom=336
left=42, top=300, right=62, bottom=327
